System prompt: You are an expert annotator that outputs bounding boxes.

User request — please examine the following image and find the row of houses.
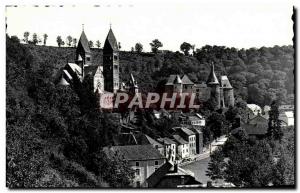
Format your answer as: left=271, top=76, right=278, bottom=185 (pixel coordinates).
left=103, top=124, right=204, bottom=187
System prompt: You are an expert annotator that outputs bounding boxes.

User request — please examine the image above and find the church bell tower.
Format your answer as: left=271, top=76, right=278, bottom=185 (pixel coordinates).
left=103, top=26, right=119, bottom=93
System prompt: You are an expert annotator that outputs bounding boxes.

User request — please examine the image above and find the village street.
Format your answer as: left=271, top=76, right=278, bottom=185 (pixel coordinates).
left=181, top=135, right=228, bottom=184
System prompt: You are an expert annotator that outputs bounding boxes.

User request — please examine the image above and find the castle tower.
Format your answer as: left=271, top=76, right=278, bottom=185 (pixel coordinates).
left=220, top=76, right=235, bottom=107
left=103, top=27, right=119, bottom=93
left=206, top=63, right=220, bottom=109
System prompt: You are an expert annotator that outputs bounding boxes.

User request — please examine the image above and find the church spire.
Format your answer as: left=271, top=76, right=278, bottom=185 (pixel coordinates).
left=104, top=27, right=118, bottom=51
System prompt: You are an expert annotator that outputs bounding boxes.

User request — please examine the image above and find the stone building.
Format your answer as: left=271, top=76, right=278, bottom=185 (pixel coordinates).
left=103, top=145, right=166, bottom=187
left=164, top=63, right=235, bottom=109
left=56, top=27, right=138, bottom=105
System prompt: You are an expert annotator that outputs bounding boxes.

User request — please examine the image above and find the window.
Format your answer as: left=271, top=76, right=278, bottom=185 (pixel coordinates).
left=135, top=169, right=140, bottom=176
left=86, top=57, right=90, bottom=61
left=114, top=55, right=118, bottom=60
left=155, top=167, right=158, bottom=171
left=136, top=162, right=139, bottom=167
left=155, top=145, right=159, bottom=149
left=155, top=161, right=159, bottom=166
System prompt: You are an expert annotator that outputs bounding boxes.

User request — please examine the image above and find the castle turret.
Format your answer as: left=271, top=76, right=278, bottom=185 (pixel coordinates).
left=206, top=63, right=220, bottom=109
left=220, top=76, right=235, bottom=107
left=103, top=26, right=119, bottom=93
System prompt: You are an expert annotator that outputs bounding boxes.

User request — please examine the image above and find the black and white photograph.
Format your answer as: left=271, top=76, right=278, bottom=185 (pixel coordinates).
left=5, top=0, right=295, bottom=189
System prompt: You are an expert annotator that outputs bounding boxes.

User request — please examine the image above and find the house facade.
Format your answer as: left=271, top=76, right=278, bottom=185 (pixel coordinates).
left=103, top=145, right=166, bottom=187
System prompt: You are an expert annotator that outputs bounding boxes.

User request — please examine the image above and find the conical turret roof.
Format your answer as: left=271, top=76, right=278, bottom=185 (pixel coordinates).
left=206, top=63, right=219, bottom=85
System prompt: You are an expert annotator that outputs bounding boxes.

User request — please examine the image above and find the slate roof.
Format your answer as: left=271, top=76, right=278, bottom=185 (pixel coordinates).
left=206, top=63, right=219, bottom=85
left=180, top=127, right=195, bottom=136
left=78, top=30, right=91, bottom=53
left=104, top=28, right=119, bottom=51
left=247, top=114, right=268, bottom=125
left=181, top=75, right=194, bottom=85
left=103, top=145, right=165, bottom=161
left=220, top=76, right=233, bottom=89
left=165, top=74, right=194, bottom=86
left=57, top=76, right=70, bottom=86
left=84, top=65, right=99, bottom=76
left=146, top=161, right=173, bottom=187
left=157, top=137, right=176, bottom=145
left=172, top=135, right=188, bottom=145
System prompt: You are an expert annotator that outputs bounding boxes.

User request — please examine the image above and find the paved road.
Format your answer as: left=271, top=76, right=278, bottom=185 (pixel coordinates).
left=181, top=157, right=211, bottom=184
left=180, top=136, right=228, bottom=184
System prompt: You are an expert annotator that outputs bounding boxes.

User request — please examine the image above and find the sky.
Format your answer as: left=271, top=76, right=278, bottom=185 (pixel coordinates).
left=5, top=0, right=294, bottom=52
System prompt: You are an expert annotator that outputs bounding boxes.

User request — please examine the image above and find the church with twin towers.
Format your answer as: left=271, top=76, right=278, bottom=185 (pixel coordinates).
left=56, top=25, right=234, bottom=110
left=56, top=26, right=138, bottom=96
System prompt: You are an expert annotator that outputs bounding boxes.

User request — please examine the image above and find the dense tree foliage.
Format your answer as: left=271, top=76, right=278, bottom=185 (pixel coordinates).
left=19, top=42, right=294, bottom=107
left=206, top=130, right=295, bottom=187
left=6, top=35, right=134, bottom=187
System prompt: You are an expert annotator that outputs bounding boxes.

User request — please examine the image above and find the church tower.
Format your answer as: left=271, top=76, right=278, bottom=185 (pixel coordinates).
left=103, top=26, right=119, bottom=93
left=206, top=63, right=221, bottom=109
left=75, top=27, right=92, bottom=78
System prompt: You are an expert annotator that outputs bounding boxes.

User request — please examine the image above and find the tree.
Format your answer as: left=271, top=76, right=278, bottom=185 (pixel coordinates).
left=96, top=40, right=101, bottom=48
left=135, top=43, right=143, bottom=53
left=150, top=39, right=163, bottom=53
left=180, top=42, right=192, bottom=56
left=66, top=35, right=73, bottom=47
left=32, top=33, right=38, bottom=45
left=73, top=38, right=77, bottom=47
left=23, top=31, right=30, bottom=43
left=206, top=148, right=226, bottom=180
left=267, top=101, right=283, bottom=141
left=207, top=138, right=276, bottom=187
left=93, top=150, right=135, bottom=187
left=56, top=36, right=63, bottom=47
left=89, top=41, right=94, bottom=48
left=207, top=112, right=228, bottom=139
left=43, top=34, right=48, bottom=46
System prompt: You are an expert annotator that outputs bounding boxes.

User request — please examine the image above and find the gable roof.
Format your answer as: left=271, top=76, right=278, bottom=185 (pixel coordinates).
left=247, top=114, right=268, bottom=125
left=165, top=75, right=182, bottom=85
left=181, top=75, right=194, bottom=85
left=136, top=134, right=163, bottom=148
left=180, top=127, right=195, bottom=136
left=157, top=137, right=176, bottom=145
left=146, top=161, right=173, bottom=187
left=104, top=28, right=118, bottom=51
left=173, top=135, right=188, bottom=145
left=84, top=65, right=100, bottom=77
left=77, top=30, right=91, bottom=53
left=165, top=74, right=195, bottom=86
left=206, top=63, right=219, bottom=85
left=102, top=145, right=165, bottom=161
